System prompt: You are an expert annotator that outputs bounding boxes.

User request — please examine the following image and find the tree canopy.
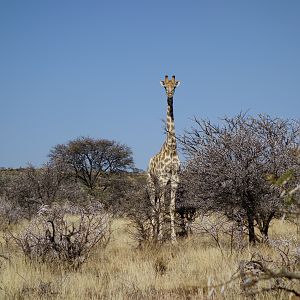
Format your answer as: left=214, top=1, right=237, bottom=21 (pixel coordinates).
left=49, top=137, right=134, bottom=192
left=180, top=114, right=300, bottom=243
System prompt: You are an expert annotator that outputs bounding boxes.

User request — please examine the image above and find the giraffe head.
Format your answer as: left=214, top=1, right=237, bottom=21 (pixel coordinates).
left=160, top=75, right=180, bottom=98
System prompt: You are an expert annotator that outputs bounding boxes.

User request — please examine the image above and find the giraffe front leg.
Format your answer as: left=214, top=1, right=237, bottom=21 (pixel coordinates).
left=147, top=176, right=157, bottom=241
left=158, top=190, right=165, bottom=242
left=170, top=181, right=178, bottom=243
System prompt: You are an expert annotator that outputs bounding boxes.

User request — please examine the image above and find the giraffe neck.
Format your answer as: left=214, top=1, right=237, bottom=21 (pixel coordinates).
left=166, top=96, right=176, bottom=148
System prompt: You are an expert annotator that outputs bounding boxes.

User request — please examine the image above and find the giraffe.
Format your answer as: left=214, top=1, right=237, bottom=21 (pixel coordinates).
left=147, top=75, right=180, bottom=243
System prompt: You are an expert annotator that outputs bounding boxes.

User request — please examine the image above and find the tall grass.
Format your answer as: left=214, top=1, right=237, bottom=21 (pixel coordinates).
left=0, top=218, right=298, bottom=299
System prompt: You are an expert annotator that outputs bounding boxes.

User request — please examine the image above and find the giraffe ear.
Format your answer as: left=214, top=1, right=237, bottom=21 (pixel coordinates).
left=160, top=80, right=165, bottom=87
left=176, top=81, right=180, bottom=87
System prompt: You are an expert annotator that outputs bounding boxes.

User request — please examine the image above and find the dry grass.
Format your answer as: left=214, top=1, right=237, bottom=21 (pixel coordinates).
left=0, top=218, right=299, bottom=299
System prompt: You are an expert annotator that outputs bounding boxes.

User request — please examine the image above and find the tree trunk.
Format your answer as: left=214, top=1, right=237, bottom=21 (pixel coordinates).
left=247, top=210, right=256, bottom=244
left=243, top=193, right=256, bottom=245
left=259, top=212, right=275, bottom=242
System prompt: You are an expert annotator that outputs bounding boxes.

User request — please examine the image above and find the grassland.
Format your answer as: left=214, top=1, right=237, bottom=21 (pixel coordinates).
left=0, top=218, right=299, bottom=299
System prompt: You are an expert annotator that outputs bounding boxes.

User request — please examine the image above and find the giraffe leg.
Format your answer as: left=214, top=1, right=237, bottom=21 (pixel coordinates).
left=158, top=188, right=165, bottom=242
left=147, top=175, right=156, bottom=241
left=170, top=179, right=178, bottom=243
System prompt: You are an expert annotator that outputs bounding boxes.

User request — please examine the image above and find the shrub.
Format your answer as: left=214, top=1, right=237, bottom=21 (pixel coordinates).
left=7, top=204, right=111, bottom=269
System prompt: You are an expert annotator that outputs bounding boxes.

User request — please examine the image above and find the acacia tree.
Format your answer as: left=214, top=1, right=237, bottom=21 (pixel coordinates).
left=49, top=137, right=134, bottom=194
left=180, top=114, right=300, bottom=243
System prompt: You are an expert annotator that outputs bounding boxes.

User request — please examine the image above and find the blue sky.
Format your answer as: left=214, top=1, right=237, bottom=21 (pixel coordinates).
left=1, top=1, right=299, bottom=170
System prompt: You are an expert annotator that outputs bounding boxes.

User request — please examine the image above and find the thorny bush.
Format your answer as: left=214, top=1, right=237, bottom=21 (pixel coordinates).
left=6, top=203, right=111, bottom=269
left=238, top=237, right=300, bottom=298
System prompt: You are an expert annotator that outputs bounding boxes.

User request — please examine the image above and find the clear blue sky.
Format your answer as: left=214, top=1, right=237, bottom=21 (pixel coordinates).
left=1, top=1, right=299, bottom=170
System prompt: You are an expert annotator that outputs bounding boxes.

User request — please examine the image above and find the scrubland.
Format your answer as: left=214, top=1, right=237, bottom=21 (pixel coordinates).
left=0, top=218, right=299, bottom=300
left=1, top=114, right=299, bottom=299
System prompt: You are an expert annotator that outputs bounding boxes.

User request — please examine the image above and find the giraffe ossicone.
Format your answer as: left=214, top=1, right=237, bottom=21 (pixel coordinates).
left=147, top=75, right=180, bottom=243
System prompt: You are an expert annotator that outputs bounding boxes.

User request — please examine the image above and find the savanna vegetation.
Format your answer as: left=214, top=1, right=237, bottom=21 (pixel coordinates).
left=0, top=114, right=300, bottom=299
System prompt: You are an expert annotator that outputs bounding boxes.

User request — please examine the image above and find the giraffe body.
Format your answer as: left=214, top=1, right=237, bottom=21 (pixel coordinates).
left=147, top=75, right=180, bottom=243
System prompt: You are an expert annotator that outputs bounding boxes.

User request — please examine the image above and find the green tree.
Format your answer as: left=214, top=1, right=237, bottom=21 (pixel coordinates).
left=49, top=137, right=134, bottom=194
